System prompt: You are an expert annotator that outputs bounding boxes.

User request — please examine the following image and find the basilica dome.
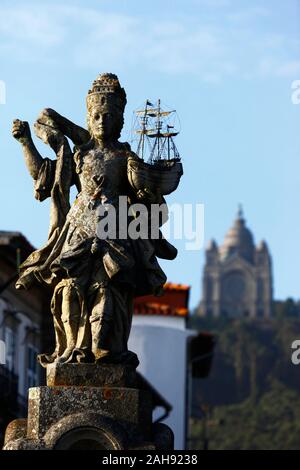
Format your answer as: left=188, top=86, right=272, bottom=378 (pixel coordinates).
left=219, top=207, right=255, bottom=264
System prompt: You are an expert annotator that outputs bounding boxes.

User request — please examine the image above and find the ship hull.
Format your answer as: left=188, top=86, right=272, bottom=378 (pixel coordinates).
left=127, top=156, right=183, bottom=196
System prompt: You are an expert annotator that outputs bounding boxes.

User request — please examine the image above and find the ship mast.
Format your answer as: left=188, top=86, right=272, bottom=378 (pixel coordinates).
left=136, top=100, right=149, bottom=160
left=149, top=99, right=163, bottom=162
left=135, top=100, right=180, bottom=163
left=157, top=99, right=161, bottom=160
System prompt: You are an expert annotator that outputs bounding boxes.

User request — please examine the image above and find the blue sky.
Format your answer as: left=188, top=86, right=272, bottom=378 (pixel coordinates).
left=0, top=0, right=299, bottom=308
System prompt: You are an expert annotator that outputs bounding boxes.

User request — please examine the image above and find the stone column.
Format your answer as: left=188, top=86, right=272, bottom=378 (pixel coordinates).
left=3, top=363, right=173, bottom=450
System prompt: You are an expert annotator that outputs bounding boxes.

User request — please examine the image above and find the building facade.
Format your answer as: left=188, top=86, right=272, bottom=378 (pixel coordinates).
left=0, top=231, right=52, bottom=444
left=199, top=208, right=273, bottom=319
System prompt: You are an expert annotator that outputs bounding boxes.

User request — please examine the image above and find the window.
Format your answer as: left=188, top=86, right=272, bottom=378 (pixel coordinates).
left=5, top=327, right=16, bottom=372
left=27, top=345, right=38, bottom=388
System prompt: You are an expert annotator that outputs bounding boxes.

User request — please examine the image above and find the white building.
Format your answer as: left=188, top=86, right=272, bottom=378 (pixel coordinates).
left=129, top=284, right=214, bottom=450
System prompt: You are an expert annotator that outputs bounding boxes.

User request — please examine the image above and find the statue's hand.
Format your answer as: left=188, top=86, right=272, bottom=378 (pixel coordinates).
left=12, top=119, right=31, bottom=144
left=36, top=108, right=60, bottom=128
left=137, top=188, right=162, bottom=204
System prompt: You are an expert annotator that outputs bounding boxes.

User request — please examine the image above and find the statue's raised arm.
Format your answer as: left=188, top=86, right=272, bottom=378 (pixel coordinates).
left=12, top=108, right=90, bottom=196
left=36, top=108, right=90, bottom=147
left=12, top=119, right=44, bottom=180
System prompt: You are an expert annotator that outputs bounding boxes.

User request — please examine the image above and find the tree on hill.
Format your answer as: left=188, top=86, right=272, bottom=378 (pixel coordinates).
left=189, top=313, right=300, bottom=449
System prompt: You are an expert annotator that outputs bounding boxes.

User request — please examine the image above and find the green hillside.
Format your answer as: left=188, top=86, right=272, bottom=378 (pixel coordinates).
left=189, top=312, right=300, bottom=449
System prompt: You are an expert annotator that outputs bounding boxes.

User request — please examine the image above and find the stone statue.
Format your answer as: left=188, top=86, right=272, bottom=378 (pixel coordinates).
left=12, top=73, right=178, bottom=368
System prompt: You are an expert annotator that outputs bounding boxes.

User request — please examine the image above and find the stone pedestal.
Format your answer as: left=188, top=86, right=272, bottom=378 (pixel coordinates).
left=3, top=364, right=173, bottom=450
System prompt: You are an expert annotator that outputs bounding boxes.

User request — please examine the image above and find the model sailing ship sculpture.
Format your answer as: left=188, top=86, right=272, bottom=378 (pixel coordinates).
left=127, top=99, right=183, bottom=196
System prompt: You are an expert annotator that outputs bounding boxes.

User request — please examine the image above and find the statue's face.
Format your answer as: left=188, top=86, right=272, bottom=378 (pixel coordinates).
left=89, top=107, right=117, bottom=141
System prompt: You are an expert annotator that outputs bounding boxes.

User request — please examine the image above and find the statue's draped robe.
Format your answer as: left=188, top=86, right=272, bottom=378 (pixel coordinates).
left=17, top=132, right=175, bottom=363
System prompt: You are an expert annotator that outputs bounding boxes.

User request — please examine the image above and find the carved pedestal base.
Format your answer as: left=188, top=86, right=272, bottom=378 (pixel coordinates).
left=3, top=364, right=173, bottom=450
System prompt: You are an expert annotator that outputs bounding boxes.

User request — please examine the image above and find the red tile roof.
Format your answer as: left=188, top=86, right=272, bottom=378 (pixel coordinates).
left=134, top=282, right=190, bottom=317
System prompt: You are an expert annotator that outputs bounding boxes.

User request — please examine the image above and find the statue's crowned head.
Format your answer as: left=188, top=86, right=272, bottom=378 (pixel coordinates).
left=86, top=73, right=127, bottom=115
left=86, top=73, right=127, bottom=141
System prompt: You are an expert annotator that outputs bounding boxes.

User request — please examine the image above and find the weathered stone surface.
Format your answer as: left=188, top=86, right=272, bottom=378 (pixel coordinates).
left=44, top=412, right=127, bottom=449
left=46, top=363, right=137, bottom=387
left=3, top=360, right=174, bottom=450
left=27, top=386, right=152, bottom=442
left=3, top=438, right=45, bottom=450
left=4, top=419, right=27, bottom=446
left=3, top=380, right=173, bottom=450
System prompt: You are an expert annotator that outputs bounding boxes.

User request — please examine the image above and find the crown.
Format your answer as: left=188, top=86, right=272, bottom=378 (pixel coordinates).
left=86, top=73, right=127, bottom=114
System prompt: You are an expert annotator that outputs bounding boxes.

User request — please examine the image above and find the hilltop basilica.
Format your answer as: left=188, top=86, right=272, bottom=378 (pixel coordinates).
left=199, top=208, right=273, bottom=319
